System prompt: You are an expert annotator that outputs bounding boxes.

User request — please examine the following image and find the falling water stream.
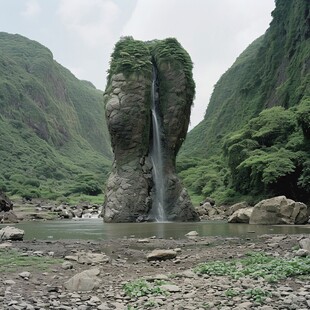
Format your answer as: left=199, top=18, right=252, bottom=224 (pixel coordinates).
left=150, top=65, right=166, bottom=222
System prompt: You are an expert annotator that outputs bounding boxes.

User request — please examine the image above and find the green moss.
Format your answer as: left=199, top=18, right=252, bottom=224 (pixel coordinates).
left=107, top=36, right=152, bottom=83
left=150, top=38, right=195, bottom=107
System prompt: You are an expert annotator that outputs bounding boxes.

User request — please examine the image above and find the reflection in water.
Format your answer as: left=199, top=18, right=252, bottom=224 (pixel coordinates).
left=2, top=219, right=309, bottom=240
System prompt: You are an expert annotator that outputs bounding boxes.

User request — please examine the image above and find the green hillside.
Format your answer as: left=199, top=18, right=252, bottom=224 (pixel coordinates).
left=0, top=32, right=112, bottom=201
left=179, top=0, right=310, bottom=205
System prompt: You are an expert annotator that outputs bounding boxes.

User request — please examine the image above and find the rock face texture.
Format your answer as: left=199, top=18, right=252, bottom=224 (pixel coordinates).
left=0, top=191, right=13, bottom=212
left=102, top=37, right=198, bottom=222
left=228, top=207, right=254, bottom=224
left=249, top=196, right=309, bottom=225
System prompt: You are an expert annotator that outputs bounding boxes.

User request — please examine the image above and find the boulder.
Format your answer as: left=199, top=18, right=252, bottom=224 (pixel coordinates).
left=0, top=226, right=24, bottom=240
left=160, top=284, right=181, bottom=292
left=0, top=210, right=19, bottom=223
left=0, top=191, right=13, bottom=212
left=196, top=203, right=225, bottom=220
left=200, top=197, right=215, bottom=206
left=299, top=238, right=310, bottom=252
left=146, top=249, right=177, bottom=261
left=76, top=252, right=109, bottom=265
left=64, top=268, right=101, bottom=291
left=227, top=201, right=248, bottom=216
left=228, top=207, right=253, bottom=223
left=196, top=202, right=212, bottom=216
left=185, top=230, right=199, bottom=237
left=249, top=196, right=309, bottom=225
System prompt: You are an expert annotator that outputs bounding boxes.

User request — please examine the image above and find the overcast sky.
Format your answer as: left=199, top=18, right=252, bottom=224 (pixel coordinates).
left=0, top=0, right=275, bottom=130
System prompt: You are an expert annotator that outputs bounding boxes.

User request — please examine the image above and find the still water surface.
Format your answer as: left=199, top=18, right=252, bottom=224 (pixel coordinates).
left=2, top=219, right=310, bottom=240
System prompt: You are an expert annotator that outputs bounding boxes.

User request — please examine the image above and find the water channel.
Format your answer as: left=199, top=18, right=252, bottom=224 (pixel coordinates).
left=2, top=220, right=309, bottom=240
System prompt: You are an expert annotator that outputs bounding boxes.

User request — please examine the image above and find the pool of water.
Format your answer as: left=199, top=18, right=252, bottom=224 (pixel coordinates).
left=1, top=219, right=309, bottom=240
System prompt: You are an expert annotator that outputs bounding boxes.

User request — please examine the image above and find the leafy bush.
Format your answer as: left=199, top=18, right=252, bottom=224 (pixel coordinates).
left=194, top=252, right=310, bottom=283
left=296, top=97, right=310, bottom=139
left=23, top=178, right=40, bottom=187
left=123, top=279, right=168, bottom=298
left=68, top=180, right=102, bottom=196
left=221, top=106, right=310, bottom=202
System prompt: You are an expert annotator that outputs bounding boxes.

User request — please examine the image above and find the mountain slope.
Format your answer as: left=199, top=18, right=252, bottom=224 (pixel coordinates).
left=0, top=32, right=112, bottom=200
left=179, top=0, right=310, bottom=204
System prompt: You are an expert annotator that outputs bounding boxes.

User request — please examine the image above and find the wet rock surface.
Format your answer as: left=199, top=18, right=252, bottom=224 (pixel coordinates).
left=1, top=234, right=309, bottom=309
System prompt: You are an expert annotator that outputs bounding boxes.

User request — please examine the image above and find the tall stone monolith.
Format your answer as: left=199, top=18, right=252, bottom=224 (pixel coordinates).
left=102, top=37, right=199, bottom=222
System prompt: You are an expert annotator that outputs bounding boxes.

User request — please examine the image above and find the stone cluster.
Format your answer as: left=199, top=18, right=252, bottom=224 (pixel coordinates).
left=0, top=235, right=309, bottom=309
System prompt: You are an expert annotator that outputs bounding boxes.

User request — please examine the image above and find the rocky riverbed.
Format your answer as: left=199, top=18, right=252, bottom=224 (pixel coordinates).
left=1, top=234, right=310, bottom=310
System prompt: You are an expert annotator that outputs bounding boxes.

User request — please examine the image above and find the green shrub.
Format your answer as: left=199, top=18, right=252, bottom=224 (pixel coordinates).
left=123, top=279, right=168, bottom=298
left=68, top=181, right=102, bottom=196
left=194, top=252, right=310, bottom=283
left=9, top=174, right=25, bottom=184
left=23, top=178, right=40, bottom=187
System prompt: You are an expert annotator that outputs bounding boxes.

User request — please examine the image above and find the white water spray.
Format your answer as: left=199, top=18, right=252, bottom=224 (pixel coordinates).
left=150, top=66, right=166, bottom=222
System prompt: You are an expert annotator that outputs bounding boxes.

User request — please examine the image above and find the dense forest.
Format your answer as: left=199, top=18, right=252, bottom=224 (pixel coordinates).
left=0, top=32, right=112, bottom=202
left=178, top=0, right=310, bottom=205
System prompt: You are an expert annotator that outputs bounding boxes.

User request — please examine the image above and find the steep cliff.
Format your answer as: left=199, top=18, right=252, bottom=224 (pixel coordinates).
left=0, top=32, right=112, bottom=199
left=179, top=0, right=310, bottom=204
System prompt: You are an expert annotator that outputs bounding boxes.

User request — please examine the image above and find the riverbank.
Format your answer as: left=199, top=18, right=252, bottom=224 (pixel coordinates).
left=1, top=234, right=309, bottom=309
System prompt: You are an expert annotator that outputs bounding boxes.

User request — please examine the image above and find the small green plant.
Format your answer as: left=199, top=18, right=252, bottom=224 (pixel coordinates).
left=144, top=299, right=157, bottom=308
left=225, top=288, right=239, bottom=297
left=291, top=245, right=300, bottom=251
left=194, top=252, right=310, bottom=283
left=245, top=287, right=272, bottom=304
left=123, top=279, right=168, bottom=298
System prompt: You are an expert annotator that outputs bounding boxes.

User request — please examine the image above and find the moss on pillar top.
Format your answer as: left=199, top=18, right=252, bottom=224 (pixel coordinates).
left=107, top=37, right=195, bottom=104
left=150, top=38, right=195, bottom=107
left=107, top=36, right=153, bottom=84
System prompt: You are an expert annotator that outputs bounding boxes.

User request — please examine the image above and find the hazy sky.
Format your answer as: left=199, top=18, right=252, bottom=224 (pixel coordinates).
left=0, top=0, right=275, bottom=129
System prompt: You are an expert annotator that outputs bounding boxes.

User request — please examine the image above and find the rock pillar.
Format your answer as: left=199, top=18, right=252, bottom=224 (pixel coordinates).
left=102, top=37, right=199, bottom=222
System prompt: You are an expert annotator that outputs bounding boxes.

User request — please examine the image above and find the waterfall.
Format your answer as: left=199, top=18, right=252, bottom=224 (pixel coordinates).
left=150, top=65, right=166, bottom=222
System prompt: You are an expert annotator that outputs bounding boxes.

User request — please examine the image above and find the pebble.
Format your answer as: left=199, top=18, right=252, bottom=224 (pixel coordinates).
left=19, top=271, right=31, bottom=279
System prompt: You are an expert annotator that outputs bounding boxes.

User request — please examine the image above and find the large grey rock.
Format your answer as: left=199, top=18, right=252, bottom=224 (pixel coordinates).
left=228, top=207, right=253, bottom=223
left=227, top=201, right=248, bottom=216
left=102, top=39, right=199, bottom=223
left=64, top=268, right=101, bottom=291
left=0, top=226, right=24, bottom=240
left=185, top=230, right=199, bottom=237
left=196, top=202, right=226, bottom=220
left=76, top=252, right=109, bottom=265
left=249, top=196, right=309, bottom=225
left=0, top=210, right=19, bottom=223
left=146, top=249, right=177, bottom=261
